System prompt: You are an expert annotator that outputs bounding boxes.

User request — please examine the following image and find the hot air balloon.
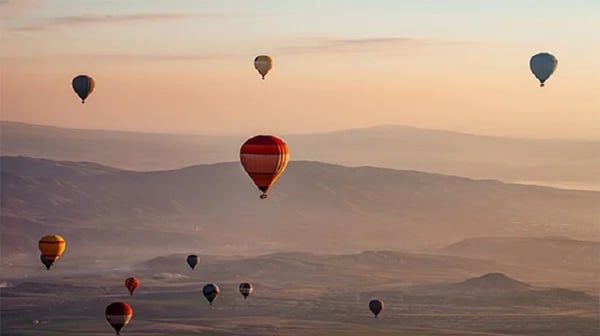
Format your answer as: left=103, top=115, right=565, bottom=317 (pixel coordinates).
left=105, top=302, right=133, bottom=335
left=254, top=55, right=273, bottom=80
left=38, top=235, right=66, bottom=270
left=202, top=283, right=220, bottom=305
left=530, top=52, right=558, bottom=87
left=72, top=74, right=95, bottom=103
left=124, top=277, right=139, bottom=295
left=369, top=299, right=384, bottom=318
left=186, top=255, right=199, bottom=270
left=239, top=282, right=254, bottom=300
left=240, top=135, right=290, bottom=199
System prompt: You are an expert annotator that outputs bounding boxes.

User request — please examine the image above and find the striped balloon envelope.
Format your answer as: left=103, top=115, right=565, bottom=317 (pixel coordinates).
left=240, top=135, right=290, bottom=199
left=124, top=277, right=140, bottom=295
left=105, top=302, right=133, bottom=335
left=38, top=235, right=66, bottom=270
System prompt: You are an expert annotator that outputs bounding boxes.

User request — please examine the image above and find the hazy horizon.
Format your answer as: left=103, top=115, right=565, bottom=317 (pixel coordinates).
left=2, top=119, right=600, bottom=142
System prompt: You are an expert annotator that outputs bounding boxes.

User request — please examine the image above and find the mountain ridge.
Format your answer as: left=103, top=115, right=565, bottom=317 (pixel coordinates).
left=2, top=156, right=598, bottom=263
left=2, top=121, right=598, bottom=191
left=7, top=120, right=597, bottom=142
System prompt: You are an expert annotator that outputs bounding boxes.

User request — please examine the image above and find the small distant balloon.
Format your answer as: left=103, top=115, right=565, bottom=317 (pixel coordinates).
left=186, top=255, right=199, bottom=270
left=124, top=277, right=139, bottom=295
left=202, top=283, right=220, bottom=305
left=72, top=74, right=95, bottom=103
left=254, top=55, right=273, bottom=80
left=529, top=52, right=557, bottom=87
left=369, top=299, right=384, bottom=318
left=105, top=302, right=133, bottom=335
left=239, top=282, right=254, bottom=300
left=38, top=235, right=66, bottom=270
left=240, top=135, right=290, bottom=199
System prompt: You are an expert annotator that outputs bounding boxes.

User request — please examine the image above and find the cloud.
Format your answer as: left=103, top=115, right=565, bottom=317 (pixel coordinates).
left=152, top=272, right=188, bottom=280
left=14, top=12, right=221, bottom=31
left=72, top=52, right=232, bottom=62
left=278, top=37, right=472, bottom=54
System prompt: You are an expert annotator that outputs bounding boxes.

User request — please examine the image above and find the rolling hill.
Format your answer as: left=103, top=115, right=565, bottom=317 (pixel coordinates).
left=2, top=121, right=598, bottom=190
left=2, top=156, right=598, bottom=263
left=438, top=237, right=600, bottom=271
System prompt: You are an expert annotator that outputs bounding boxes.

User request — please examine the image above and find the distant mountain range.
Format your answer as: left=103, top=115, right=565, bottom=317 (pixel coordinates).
left=2, top=156, right=598, bottom=264
left=438, top=236, right=600, bottom=271
left=2, top=121, right=598, bottom=190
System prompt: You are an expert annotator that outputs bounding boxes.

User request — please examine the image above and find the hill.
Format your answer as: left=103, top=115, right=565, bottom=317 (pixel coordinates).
left=377, top=272, right=598, bottom=307
left=2, top=250, right=598, bottom=336
left=447, top=272, right=531, bottom=291
left=438, top=237, right=600, bottom=271
left=2, top=156, right=598, bottom=263
left=2, top=121, right=599, bottom=190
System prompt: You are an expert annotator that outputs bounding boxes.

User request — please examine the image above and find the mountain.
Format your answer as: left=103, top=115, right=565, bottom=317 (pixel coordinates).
left=2, top=121, right=599, bottom=190
left=135, top=251, right=516, bottom=289
left=2, top=156, right=598, bottom=264
left=392, top=272, right=598, bottom=307
left=448, top=272, right=531, bottom=291
left=438, top=237, right=600, bottom=271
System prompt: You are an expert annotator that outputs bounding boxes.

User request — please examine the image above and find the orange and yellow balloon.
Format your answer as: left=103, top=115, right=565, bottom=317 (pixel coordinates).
left=38, top=235, right=66, bottom=270
left=240, top=135, right=290, bottom=199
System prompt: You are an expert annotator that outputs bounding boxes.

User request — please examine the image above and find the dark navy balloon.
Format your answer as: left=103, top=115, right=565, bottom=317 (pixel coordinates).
left=186, top=255, right=199, bottom=270
left=369, top=299, right=384, bottom=318
left=202, top=283, right=220, bottom=305
left=72, top=74, right=95, bottom=103
left=40, top=254, right=53, bottom=270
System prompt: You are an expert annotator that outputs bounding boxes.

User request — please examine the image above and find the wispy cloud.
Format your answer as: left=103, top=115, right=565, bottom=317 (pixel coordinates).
left=14, top=12, right=222, bottom=31
left=73, top=53, right=232, bottom=62
left=278, top=37, right=473, bottom=54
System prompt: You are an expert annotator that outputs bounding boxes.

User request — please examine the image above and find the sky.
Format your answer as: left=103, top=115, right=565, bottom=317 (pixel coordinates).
left=1, top=0, right=599, bottom=139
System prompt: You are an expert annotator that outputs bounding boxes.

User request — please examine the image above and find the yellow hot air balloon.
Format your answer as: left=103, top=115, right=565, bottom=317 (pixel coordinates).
left=254, top=55, right=273, bottom=80
left=38, top=235, right=66, bottom=270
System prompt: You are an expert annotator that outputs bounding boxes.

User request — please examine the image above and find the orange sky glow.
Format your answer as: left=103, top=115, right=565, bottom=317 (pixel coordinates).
left=1, top=0, right=598, bottom=139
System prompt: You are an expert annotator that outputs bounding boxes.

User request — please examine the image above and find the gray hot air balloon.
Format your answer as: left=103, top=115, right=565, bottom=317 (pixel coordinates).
left=529, top=52, right=558, bottom=87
